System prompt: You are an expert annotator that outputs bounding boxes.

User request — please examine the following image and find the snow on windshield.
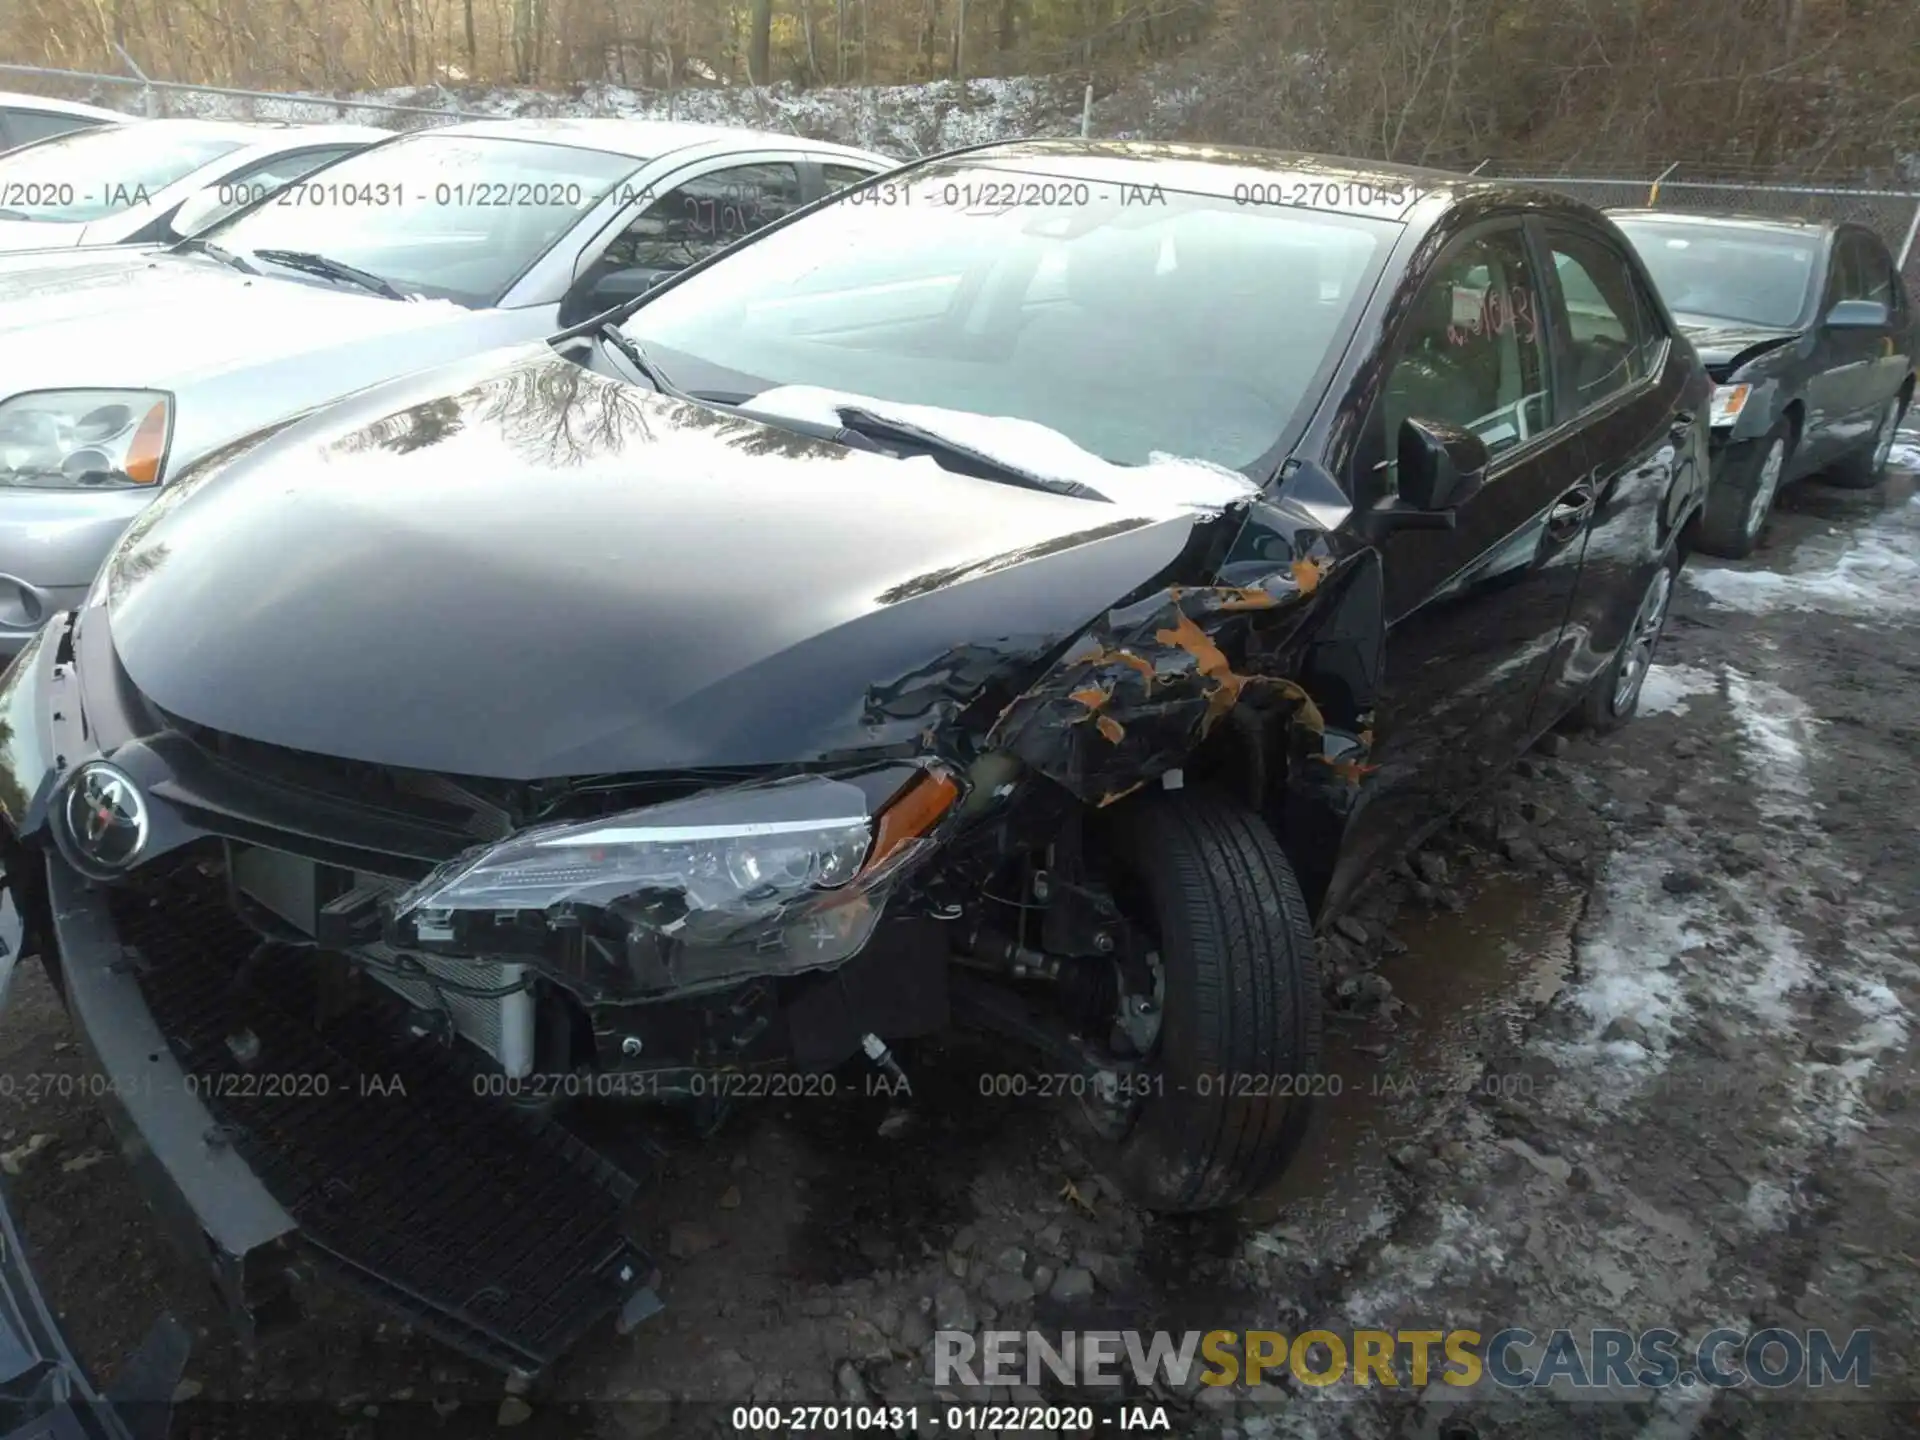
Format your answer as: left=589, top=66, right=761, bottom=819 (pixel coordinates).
left=738, top=385, right=1258, bottom=516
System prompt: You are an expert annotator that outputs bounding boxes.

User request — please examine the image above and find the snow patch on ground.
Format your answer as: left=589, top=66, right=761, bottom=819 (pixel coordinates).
left=1732, top=905, right=1816, bottom=1028
left=1337, top=1202, right=1507, bottom=1320
left=1537, top=843, right=1698, bottom=1089
left=1723, top=668, right=1819, bottom=817
left=1686, top=493, right=1920, bottom=620
left=1539, top=823, right=1818, bottom=1101
left=1638, top=662, right=1719, bottom=716
left=1744, top=1178, right=1796, bottom=1231
left=1795, top=946, right=1916, bottom=1139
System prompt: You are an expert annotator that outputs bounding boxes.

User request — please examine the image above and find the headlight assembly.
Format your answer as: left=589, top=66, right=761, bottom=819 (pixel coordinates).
left=0, top=389, right=172, bottom=489
left=1708, top=383, right=1751, bottom=429
left=389, top=767, right=959, bottom=997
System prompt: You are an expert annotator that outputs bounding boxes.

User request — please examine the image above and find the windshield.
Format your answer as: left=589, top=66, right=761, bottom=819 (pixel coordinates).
left=1613, top=219, right=1820, bottom=330
left=622, top=164, right=1395, bottom=472
left=0, top=125, right=246, bottom=223
left=211, top=133, right=644, bottom=306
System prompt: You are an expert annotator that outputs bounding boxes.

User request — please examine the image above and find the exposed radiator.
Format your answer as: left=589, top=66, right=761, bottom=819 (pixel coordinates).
left=357, top=943, right=536, bottom=1079
left=231, top=845, right=536, bottom=1078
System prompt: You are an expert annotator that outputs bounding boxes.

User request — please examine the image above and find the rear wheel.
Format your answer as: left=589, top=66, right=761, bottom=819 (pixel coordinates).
left=1565, top=545, right=1681, bottom=734
left=1696, top=420, right=1790, bottom=559
left=1088, top=792, right=1321, bottom=1212
left=1828, top=394, right=1907, bottom=489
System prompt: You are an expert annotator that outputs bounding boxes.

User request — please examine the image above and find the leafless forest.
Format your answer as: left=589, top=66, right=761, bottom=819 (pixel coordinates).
left=4, top=1, right=1918, bottom=176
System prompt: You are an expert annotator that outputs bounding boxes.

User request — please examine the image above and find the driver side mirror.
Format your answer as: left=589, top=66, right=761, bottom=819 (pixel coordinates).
left=1823, top=298, right=1890, bottom=329
left=559, top=264, right=669, bottom=327
left=1397, top=416, right=1489, bottom=511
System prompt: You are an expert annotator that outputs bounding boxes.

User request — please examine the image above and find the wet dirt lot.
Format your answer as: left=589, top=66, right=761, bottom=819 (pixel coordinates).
left=2, top=433, right=1918, bottom=1440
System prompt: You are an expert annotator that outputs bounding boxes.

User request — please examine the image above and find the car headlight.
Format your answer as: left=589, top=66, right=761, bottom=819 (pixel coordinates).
left=1709, top=383, right=1751, bottom=429
left=390, top=768, right=959, bottom=996
left=0, top=389, right=171, bottom=489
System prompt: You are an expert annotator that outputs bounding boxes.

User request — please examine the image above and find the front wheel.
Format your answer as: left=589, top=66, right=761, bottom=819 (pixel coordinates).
left=1828, top=393, right=1908, bottom=489
left=1565, top=545, right=1681, bottom=734
left=1696, top=421, right=1790, bottom=559
left=1090, top=792, right=1322, bottom=1212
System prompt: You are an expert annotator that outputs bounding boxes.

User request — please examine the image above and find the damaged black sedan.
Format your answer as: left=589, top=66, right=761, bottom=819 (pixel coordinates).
left=0, top=141, right=1708, bottom=1382
left=1610, top=210, right=1917, bottom=558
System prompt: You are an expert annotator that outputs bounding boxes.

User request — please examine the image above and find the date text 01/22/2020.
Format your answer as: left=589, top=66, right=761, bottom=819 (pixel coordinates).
left=976, top=1071, right=1343, bottom=1100
left=728, top=1403, right=1174, bottom=1433
left=845, top=178, right=1418, bottom=210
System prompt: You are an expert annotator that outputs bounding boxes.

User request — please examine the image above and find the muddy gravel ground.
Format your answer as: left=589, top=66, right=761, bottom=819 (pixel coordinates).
left=3, top=433, right=1919, bottom=1440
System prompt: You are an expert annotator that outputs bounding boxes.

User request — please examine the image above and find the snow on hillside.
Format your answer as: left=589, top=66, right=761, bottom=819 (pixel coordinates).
left=84, top=73, right=1113, bottom=161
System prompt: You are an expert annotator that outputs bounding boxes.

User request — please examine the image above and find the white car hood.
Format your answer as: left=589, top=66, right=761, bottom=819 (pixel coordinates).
left=0, top=247, right=477, bottom=392
left=0, top=219, right=93, bottom=252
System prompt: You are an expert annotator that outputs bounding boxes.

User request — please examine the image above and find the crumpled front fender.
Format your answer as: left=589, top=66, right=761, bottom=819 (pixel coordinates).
left=984, top=460, right=1382, bottom=811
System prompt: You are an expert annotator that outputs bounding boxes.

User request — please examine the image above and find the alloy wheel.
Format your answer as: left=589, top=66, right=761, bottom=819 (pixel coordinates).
left=1612, top=563, right=1674, bottom=716
left=1744, top=437, right=1786, bottom=541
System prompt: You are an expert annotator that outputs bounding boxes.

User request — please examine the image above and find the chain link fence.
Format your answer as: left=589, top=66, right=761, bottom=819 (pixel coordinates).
left=2, top=62, right=551, bottom=128
left=1477, top=162, right=1920, bottom=296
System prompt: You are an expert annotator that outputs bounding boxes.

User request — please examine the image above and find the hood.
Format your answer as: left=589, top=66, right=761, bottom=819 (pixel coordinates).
left=1672, top=315, right=1802, bottom=371
left=0, top=219, right=90, bottom=252
left=0, top=248, right=477, bottom=394
left=100, top=351, right=1209, bottom=780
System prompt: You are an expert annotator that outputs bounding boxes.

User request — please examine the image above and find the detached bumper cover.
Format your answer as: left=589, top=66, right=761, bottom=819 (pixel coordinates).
left=0, top=892, right=187, bottom=1440
left=9, top=854, right=657, bottom=1375
left=0, top=613, right=660, bottom=1378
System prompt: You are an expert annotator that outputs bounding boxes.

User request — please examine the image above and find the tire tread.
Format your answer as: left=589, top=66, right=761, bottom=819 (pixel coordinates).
left=1112, top=791, right=1321, bottom=1210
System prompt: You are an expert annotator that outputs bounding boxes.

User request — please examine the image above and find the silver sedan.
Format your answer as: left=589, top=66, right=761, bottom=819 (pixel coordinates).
left=0, top=118, right=895, bottom=657
left=0, top=117, right=390, bottom=251
left=0, top=91, right=129, bottom=152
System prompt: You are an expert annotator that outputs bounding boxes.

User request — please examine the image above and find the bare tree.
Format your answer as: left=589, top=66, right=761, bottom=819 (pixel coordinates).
left=748, top=0, right=773, bottom=83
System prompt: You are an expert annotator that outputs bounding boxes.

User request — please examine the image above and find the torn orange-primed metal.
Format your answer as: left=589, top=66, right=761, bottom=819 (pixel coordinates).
left=985, top=558, right=1338, bottom=806
left=1069, top=686, right=1113, bottom=711
left=1291, top=556, right=1333, bottom=594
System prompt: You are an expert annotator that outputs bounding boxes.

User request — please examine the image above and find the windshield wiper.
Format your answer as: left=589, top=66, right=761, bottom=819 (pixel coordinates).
left=545, top=304, right=683, bottom=396
left=595, top=325, right=677, bottom=394
left=828, top=408, right=1107, bottom=500
left=252, top=248, right=411, bottom=301
left=175, top=236, right=258, bottom=274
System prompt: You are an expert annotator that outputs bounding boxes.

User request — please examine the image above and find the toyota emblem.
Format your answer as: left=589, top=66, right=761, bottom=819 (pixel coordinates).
left=60, top=762, right=149, bottom=873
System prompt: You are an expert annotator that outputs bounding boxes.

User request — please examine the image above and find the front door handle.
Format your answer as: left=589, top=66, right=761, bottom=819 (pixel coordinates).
left=1547, top=481, right=1596, bottom=542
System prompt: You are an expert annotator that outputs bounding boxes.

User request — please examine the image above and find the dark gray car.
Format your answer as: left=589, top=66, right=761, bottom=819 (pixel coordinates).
left=1609, top=210, right=1918, bottom=557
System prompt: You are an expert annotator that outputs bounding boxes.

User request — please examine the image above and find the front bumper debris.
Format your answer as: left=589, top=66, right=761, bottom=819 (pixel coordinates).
left=0, top=850, right=660, bottom=1377
left=0, top=890, right=189, bottom=1440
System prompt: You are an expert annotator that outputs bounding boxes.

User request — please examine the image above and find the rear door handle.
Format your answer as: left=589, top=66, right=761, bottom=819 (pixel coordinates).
left=1547, top=481, right=1597, bottom=542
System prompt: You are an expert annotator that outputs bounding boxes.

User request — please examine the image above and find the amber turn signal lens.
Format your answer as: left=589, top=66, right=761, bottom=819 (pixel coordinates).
left=865, top=769, right=959, bottom=873
left=122, top=401, right=170, bottom=485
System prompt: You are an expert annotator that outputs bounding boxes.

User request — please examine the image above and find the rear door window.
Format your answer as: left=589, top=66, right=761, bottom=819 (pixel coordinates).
left=821, top=162, right=882, bottom=195
left=600, top=161, right=806, bottom=275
